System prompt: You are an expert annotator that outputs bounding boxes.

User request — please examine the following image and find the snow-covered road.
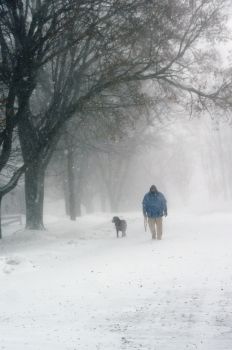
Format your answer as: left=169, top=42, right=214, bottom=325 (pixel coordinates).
left=0, top=212, right=232, bottom=350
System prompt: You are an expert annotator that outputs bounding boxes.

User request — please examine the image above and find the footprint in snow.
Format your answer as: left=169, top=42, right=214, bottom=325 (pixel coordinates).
left=6, top=257, right=21, bottom=266
left=2, top=257, right=21, bottom=274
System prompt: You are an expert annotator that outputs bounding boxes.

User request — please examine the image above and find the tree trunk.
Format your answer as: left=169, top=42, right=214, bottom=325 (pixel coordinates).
left=24, top=162, right=45, bottom=230
left=18, top=105, right=60, bottom=230
left=85, top=197, right=94, bottom=214
left=100, top=194, right=107, bottom=212
left=76, top=195, right=81, bottom=217
left=63, top=175, right=70, bottom=216
left=109, top=193, right=119, bottom=213
left=67, top=146, right=76, bottom=221
left=0, top=196, right=2, bottom=239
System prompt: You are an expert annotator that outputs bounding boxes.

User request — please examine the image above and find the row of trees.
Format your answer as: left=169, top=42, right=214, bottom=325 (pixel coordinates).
left=0, top=0, right=231, bottom=237
left=45, top=112, right=232, bottom=217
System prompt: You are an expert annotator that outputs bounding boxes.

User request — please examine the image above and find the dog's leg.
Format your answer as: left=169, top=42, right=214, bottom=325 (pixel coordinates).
left=117, top=230, right=119, bottom=238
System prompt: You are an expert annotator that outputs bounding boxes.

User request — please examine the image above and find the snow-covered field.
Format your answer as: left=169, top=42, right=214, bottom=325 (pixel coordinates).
left=0, top=211, right=232, bottom=350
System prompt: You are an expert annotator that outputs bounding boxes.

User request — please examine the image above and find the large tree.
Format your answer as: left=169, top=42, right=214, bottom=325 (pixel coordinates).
left=0, top=0, right=88, bottom=233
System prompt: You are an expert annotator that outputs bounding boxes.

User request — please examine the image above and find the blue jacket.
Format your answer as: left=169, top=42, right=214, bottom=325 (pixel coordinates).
left=142, top=191, right=167, bottom=218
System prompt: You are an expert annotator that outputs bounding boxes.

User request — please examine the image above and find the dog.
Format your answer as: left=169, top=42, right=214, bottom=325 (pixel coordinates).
left=112, top=216, right=127, bottom=238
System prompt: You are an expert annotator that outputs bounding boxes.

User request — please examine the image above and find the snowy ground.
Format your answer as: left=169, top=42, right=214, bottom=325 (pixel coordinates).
left=0, top=211, right=232, bottom=350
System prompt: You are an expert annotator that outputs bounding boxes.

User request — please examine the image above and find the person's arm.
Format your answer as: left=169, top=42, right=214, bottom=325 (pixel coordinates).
left=142, top=195, right=147, bottom=217
left=163, top=195, right=167, bottom=216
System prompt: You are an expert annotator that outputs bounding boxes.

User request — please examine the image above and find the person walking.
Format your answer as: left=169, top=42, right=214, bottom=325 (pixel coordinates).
left=142, top=185, right=167, bottom=240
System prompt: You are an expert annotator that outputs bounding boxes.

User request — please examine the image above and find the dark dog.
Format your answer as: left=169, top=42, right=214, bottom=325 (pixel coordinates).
left=112, top=216, right=127, bottom=238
